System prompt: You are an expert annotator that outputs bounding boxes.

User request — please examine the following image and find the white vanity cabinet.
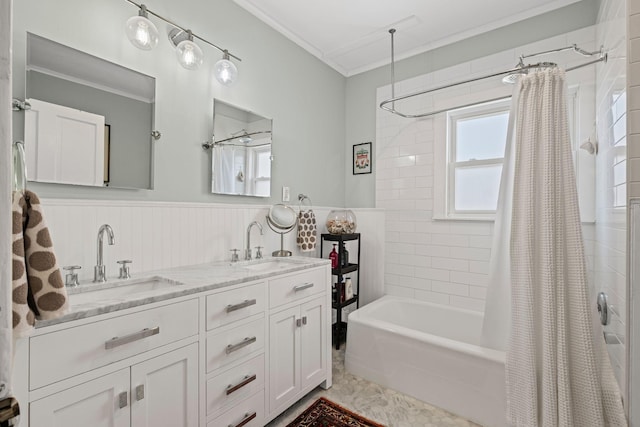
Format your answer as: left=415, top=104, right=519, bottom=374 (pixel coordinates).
left=25, top=298, right=200, bottom=427
left=30, top=343, right=198, bottom=427
left=204, top=282, right=267, bottom=426
left=16, top=261, right=331, bottom=427
left=266, top=268, right=330, bottom=420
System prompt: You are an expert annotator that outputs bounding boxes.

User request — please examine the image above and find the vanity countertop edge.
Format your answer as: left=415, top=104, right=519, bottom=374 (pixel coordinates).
left=36, top=257, right=330, bottom=329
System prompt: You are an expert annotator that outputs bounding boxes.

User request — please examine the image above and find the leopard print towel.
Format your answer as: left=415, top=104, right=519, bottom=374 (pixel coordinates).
left=296, top=209, right=317, bottom=252
left=12, top=190, right=68, bottom=337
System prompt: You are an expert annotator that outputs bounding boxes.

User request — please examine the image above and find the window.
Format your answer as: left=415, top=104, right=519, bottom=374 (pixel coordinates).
left=446, top=99, right=510, bottom=218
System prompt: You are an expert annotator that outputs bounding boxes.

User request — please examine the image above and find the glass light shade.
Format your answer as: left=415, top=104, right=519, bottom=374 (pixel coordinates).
left=125, top=15, right=159, bottom=51
left=214, top=58, right=238, bottom=86
left=176, top=39, right=204, bottom=70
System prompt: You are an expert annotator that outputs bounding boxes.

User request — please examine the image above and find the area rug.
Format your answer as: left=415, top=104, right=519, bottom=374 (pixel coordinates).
left=286, top=397, right=385, bottom=427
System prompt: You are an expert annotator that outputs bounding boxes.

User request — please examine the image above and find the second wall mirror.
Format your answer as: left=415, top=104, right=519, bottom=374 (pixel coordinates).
left=210, top=99, right=272, bottom=197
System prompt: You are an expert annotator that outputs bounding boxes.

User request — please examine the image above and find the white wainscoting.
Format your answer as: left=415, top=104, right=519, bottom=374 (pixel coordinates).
left=40, top=199, right=385, bottom=308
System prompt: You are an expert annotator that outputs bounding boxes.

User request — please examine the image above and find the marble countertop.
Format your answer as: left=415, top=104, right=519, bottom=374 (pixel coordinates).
left=37, top=256, right=329, bottom=328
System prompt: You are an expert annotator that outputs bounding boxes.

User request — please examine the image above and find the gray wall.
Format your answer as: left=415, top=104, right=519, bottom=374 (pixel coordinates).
left=12, top=0, right=600, bottom=208
left=12, top=0, right=346, bottom=206
left=343, top=0, right=601, bottom=208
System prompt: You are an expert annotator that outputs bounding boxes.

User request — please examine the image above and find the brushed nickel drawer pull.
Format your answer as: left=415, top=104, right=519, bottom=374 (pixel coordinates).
left=136, top=384, right=145, bottom=401
left=225, top=374, right=257, bottom=395
left=226, top=336, right=257, bottom=354
left=118, top=391, right=128, bottom=409
left=105, top=326, right=160, bottom=350
left=294, top=282, right=314, bottom=292
left=226, top=299, right=257, bottom=313
left=229, top=412, right=257, bottom=427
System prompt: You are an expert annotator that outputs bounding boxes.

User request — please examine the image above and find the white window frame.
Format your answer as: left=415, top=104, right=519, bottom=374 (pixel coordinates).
left=434, top=98, right=511, bottom=221
left=433, top=86, right=591, bottom=222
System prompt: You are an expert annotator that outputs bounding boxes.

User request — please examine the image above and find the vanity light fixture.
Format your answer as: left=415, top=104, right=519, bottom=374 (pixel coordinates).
left=124, top=0, right=241, bottom=78
left=214, top=50, right=238, bottom=86
left=125, top=4, right=159, bottom=50
left=171, top=29, right=204, bottom=70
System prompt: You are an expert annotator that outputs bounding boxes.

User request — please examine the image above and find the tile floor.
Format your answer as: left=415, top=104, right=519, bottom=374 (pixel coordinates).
left=267, top=346, right=481, bottom=427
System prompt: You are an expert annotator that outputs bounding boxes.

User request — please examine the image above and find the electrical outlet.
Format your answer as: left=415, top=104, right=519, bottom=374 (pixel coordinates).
left=282, top=186, right=290, bottom=202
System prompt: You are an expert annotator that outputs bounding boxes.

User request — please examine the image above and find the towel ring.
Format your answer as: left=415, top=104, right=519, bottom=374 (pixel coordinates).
left=298, top=194, right=312, bottom=211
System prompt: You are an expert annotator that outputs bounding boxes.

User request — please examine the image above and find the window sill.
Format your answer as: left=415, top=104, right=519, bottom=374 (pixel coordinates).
left=432, top=214, right=495, bottom=222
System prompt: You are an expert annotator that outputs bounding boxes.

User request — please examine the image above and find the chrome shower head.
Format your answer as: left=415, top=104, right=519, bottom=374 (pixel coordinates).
left=502, top=69, right=527, bottom=84
left=502, top=58, right=527, bottom=84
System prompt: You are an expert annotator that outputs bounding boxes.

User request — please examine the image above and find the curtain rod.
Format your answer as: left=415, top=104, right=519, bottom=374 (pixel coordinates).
left=380, top=39, right=607, bottom=119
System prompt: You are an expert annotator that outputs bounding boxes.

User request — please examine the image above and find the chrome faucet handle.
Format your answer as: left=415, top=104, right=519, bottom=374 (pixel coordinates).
left=63, top=265, right=81, bottom=287
left=230, top=249, right=240, bottom=263
left=117, top=260, right=132, bottom=279
left=255, top=246, right=263, bottom=259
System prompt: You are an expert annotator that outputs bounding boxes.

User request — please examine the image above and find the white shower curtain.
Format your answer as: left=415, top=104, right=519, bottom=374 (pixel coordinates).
left=480, top=87, right=519, bottom=352
left=506, top=68, right=626, bottom=426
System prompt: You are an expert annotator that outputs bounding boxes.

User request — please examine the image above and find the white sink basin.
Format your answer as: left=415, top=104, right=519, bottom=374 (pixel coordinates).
left=69, top=277, right=181, bottom=307
left=241, top=260, right=294, bottom=272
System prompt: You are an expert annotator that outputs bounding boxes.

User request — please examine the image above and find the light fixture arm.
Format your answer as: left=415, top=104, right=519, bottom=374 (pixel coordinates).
left=124, top=0, right=241, bottom=62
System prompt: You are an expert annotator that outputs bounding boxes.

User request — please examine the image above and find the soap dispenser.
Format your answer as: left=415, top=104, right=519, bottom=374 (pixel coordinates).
left=329, top=244, right=339, bottom=269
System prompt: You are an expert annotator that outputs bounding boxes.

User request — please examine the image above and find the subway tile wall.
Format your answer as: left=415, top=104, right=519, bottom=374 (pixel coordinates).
left=38, top=199, right=386, bottom=308
left=376, top=28, right=599, bottom=312
left=594, top=0, right=628, bottom=392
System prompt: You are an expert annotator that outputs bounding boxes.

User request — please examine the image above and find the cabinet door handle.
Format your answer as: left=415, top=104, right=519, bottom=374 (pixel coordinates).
left=294, top=282, right=314, bottom=292
left=135, top=384, right=145, bottom=401
left=296, top=318, right=302, bottom=327
left=228, top=412, right=257, bottom=427
left=226, top=336, right=257, bottom=354
left=226, top=299, right=257, bottom=313
left=105, top=326, right=160, bottom=350
left=118, top=391, right=128, bottom=409
left=302, top=316, right=307, bottom=325
left=225, top=374, right=257, bottom=395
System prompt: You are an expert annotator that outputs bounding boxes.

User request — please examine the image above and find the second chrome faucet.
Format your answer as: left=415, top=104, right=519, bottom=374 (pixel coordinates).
left=94, top=224, right=115, bottom=283
left=245, top=221, right=263, bottom=261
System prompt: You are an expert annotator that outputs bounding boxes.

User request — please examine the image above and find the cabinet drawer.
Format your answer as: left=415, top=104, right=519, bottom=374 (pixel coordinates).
left=206, top=353, right=264, bottom=416
left=206, top=282, right=265, bottom=330
left=207, top=389, right=264, bottom=427
left=206, top=318, right=265, bottom=373
left=269, top=268, right=326, bottom=308
left=30, top=299, right=199, bottom=390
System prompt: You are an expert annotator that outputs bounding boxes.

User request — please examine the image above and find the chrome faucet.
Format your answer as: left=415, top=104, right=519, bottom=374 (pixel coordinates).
left=94, top=224, right=115, bottom=283
left=245, top=221, right=263, bottom=260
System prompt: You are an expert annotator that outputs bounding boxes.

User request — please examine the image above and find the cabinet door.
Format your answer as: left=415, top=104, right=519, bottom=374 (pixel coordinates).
left=130, top=343, right=198, bottom=427
left=30, top=368, right=130, bottom=427
left=300, top=297, right=327, bottom=390
left=269, top=305, right=300, bottom=412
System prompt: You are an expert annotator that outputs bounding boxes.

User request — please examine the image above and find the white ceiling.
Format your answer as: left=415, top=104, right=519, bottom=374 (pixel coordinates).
left=233, top=0, right=583, bottom=76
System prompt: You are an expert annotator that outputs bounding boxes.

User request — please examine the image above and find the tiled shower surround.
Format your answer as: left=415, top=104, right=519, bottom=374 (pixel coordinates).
left=595, top=0, right=628, bottom=391
left=376, top=27, right=599, bottom=313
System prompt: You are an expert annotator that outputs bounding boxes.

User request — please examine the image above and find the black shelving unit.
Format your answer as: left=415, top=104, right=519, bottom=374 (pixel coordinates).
left=320, top=233, right=361, bottom=350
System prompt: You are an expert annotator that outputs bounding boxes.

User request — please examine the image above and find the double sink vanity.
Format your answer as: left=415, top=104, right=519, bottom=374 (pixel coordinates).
left=13, top=257, right=332, bottom=427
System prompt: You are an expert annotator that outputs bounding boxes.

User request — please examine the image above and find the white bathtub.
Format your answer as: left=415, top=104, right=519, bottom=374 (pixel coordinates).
left=345, top=295, right=506, bottom=427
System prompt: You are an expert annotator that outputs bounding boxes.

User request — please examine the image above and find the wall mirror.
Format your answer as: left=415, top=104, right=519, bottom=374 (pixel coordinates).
left=210, top=99, right=272, bottom=197
left=22, top=33, right=155, bottom=190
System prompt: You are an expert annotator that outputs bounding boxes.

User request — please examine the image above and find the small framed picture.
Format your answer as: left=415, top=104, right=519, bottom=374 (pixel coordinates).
left=353, top=142, right=372, bottom=175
